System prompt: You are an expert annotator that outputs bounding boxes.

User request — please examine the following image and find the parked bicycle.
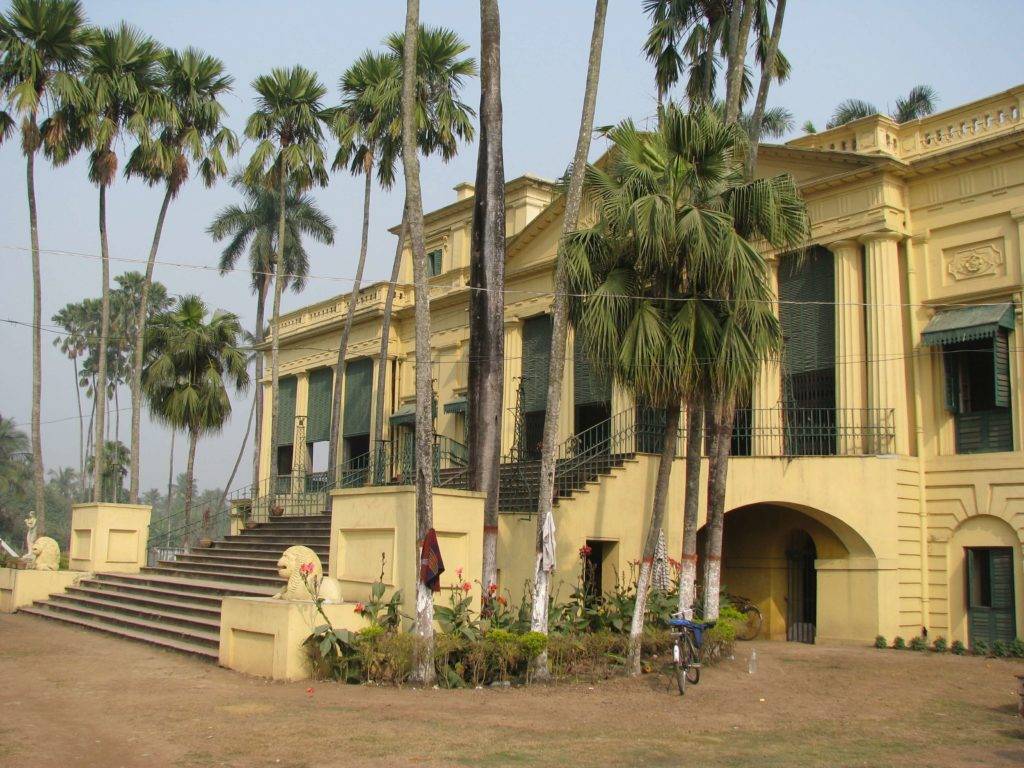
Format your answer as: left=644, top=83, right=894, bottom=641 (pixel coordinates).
left=668, top=614, right=715, bottom=695
left=723, top=593, right=763, bottom=641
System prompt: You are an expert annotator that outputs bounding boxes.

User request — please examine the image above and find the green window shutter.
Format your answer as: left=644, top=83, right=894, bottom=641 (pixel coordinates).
left=343, top=358, right=373, bottom=437
left=307, top=368, right=334, bottom=442
left=777, top=247, right=836, bottom=376
left=277, top=376, right=297, bottom=446
left=522, top=315, right=552, bottom=413
left=943, top=350, right=961, bottom=413
left=428, top=249, right=442, bottom=276
left=574, top=330, right=610, bottom=407
left=993, top=331, right=1010, bottom=408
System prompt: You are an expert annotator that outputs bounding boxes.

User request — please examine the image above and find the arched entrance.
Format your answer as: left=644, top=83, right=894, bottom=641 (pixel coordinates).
left=698, top=502, right=882, bottom=643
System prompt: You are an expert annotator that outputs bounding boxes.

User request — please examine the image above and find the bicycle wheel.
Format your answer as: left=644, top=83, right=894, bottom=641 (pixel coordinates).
left=736, top=605, right=763, bottom=641
left=685, top=636, right=701, bottom=686
left=673, top=637, right=687, bottom=695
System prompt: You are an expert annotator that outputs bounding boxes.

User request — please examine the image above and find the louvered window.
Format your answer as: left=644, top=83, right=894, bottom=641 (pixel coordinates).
left=573, top=331, right=610, bottom=407
left=276, top=376, right=297, bottom=446
left=343, top=358, right=373, bottom=437
left=942, top=334, right=1013, bottom=454
left=967, top=547, right=1016, bottom=648
left=427, top=249, right=443, bottom=277
left=522, top=315, right=552, bottom=414
left=306, top=368, right=334, bottom=443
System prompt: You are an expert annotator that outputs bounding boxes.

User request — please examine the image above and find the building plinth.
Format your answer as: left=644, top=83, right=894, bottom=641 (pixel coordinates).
left=69, top=503, right=152, bottom=573
left=0, top=568, right=89, bottom=613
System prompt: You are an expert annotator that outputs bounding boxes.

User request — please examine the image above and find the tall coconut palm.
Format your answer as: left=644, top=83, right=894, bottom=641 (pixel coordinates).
left=208, top=174, right=334, bottom=487
left=565, top=105, right=805, bottom=672
left=469, top=0, right=508, bottom=593
left=368, top=27, right=476, bottom=455
left=51, top=300, right=90, bottom=490
left=400, top=0, right=435, bottom=686
left=243, top=66, right=329, bottom=487
left=0, top=0, right=92, bottom=532
left=55, top=23, right=166, bottom=502
left=530, top=0, right=608, bottom=682
left=143, top=295, right=249, bottom=541
left=122, top=47, right=237, bottom=503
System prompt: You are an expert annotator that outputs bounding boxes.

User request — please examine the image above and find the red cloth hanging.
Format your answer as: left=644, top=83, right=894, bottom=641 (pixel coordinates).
left=419, top=528, right=445, bottom=593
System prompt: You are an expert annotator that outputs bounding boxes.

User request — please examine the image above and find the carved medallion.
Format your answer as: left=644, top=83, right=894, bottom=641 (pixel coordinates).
left=945, top=241, right=1004, bottom=281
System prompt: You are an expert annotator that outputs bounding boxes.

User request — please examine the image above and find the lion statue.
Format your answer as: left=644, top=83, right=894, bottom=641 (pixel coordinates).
left=274, top=545, right=343, bottom=603
left=31, top=537, right=60, bottom=571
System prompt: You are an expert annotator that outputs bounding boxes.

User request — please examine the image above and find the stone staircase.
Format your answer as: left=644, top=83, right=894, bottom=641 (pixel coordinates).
left=19, top=514, right=331, bottom=660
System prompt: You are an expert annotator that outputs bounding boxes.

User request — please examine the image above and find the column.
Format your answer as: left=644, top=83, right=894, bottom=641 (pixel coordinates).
left=829, top=239, right=867, bottom=454
left=501, top=317, right=523, bottom=456
left=257, top=381, right=273, bottom=492
left=291, top=372, right=310, bottom=489
left=753, top=257, right=783, bottom=455
left=861, top=231, right=909, bottom=454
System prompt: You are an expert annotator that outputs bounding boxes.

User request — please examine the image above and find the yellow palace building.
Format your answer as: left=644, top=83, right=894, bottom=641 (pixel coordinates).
left=253, top=85, right=1024, bottom=648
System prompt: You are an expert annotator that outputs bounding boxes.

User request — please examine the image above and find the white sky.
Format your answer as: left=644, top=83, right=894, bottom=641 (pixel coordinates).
left=2, top=0, right=1022, bottom=493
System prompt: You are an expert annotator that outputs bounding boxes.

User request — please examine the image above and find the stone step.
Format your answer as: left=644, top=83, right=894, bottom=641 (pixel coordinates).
left=141, top=565, right=283, bottom=589
left=176, top=550, right=299, bottom=567
left=45, top=593, right=221, bottom=633
left=18, top=605, right=219, bottom=660
left=65, top=584, right=223, bottom=619
left=91, top=571, right=276, bottom=600
left=207, top=543, right=330, bottom=558
left=154, top=558, right=282, bottom=579
left=225, top=532, right=331, bottom=543
left=20, top=600, right=220, bottom=649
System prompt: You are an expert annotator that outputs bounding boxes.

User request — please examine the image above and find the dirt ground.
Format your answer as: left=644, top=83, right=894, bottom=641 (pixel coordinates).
left=2, top=614, right=1022, bottom=768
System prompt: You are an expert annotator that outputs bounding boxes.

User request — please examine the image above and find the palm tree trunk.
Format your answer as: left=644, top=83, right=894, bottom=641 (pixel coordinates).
left=114, top=386, right=120, bottom=443
left=216, top=394, right=255, bottom=514
left=268, top=170, right=288, bottom=490
left=129, top=183, right=174, bottom=503
left=328, top=159, right=373, bottom=479
left=531, top=0, right=608, bottom=679
left=74, top=356, right=85, bottom=499
left=252, top=274, right=268, bottom=492
left=676, top=401, right=703, bottom=619
left=183, top=429, right=197, bottom=547
left=26, top=146, right=46, bottom=533
left=745, top=0, right=787, bottom=175
left=402, top=0, right=435, bottom=686
left=372, top=213, right=408, bottom=454
left=85, top=381, right=96, bottom=497
left=93, top=184, right=112, bottom=503
left=724, top=0, right=755, bottom=124
left=470, top=0, right=507, bottom=592
left=627, top=405, right=680, bottom=676
left=165, top=429, right=175, bottom=547
left=701, top=398, right=736, bottom=622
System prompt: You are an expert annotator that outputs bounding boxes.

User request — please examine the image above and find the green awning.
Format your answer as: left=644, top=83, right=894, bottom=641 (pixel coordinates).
left=921, top=303, right=1015, bottom=346
left=443, top=397, right=467, bottom=414
left=389, top=404, right=416, bottom=425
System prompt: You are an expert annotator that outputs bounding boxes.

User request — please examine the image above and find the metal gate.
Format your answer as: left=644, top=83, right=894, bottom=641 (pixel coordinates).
left=786, top=531, right=817, bottom=643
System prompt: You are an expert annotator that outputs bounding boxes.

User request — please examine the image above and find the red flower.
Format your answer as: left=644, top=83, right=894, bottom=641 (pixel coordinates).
left=456, top=567, right=463, bottom=580
left=462, top=581, right=472, bottom=593
left=668, top=557, right=682, bottom=573
left=299, top=562, right=315, bottom=576
left=354, top=602, right=366, bottom=614
left=497, top=595, right=507, bottom=607
left=487, top=582, right=498, bottom=596
left=579, top=545, right=592, bottom=558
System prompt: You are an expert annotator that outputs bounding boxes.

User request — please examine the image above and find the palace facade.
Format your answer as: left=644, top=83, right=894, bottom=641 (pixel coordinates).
left=256, top=85, right=1024, bottom=647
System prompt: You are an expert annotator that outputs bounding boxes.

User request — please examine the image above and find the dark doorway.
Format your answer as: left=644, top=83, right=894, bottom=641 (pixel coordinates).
left=966, top=547, right=1016, bottom=648
left=786, top=530, right=817, bottom=643
left=575, top=402, right=611, bottom=455
left=582, top=539, right=609, bottom=601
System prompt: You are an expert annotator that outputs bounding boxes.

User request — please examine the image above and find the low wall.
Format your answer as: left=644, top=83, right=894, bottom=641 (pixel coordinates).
left=0, top=568, right=89, bottom=613
left=69, top=503, right=152, bottom=573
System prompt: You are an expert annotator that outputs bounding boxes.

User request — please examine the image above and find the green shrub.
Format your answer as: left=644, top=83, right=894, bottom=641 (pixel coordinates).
left=972, top=639, right=989, bottom=657
left=517, top=631, right=548, bottom=662
left=931, top=636, right=947, bottom=653
left=874, top=635, right=887, bottom=649
left=950, top=639, right=966, bottom=655
left=909, top=635, right=927, bottom=652
left=892, top=636, right=906, bottom=650
left=1009, top=639, right=1024, bottom=658
left=992, top=640, right=1009, bottom=658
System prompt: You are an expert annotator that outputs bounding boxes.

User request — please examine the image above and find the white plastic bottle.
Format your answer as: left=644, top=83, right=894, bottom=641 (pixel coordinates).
left=747, top=649, right=758, bottom=674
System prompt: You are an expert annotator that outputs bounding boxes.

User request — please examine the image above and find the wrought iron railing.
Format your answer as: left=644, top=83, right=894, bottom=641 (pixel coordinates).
left=145, top=503, right=233, bottom=564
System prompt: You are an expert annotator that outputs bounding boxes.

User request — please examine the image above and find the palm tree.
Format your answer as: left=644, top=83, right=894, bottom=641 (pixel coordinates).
left=0, top=414, right=31, bottom=497
left=55, top=23, right=166, bottom=503
left=143, top=296, right=249, bottom=541
left=469, top=0, right=508, bottom=593
left=208, top=174, right=334, bottom=487
left=51, top=300, right=90, bottom=489
left=363, top=27, right=477, bottom=453
left=565, top=105, right=806, bottom=672
left=86, top=440, right=129, bottom=502
left=825, top=85, right=938, bottom=129
left=0, top=0, right=92, bottom=533
left=122, top=47, right=237, bottom=503
left=326, top=28, right=473, bottom=478
left=243, top=66, right=329, bottom=486
left=400, top=0, right=435, bottom=686
left=530, top=0, right=608, bottom=681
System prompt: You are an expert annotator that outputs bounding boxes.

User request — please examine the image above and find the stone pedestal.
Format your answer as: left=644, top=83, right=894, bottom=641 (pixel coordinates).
left=0, top=568, right=89, bottom=613
left=69, top=503, right=152, bottom=573
left=219, top=596, right=365, bottom=680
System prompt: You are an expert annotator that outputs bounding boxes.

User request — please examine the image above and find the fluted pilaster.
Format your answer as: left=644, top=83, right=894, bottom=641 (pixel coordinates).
left=829, top=239, right=867, bottom=454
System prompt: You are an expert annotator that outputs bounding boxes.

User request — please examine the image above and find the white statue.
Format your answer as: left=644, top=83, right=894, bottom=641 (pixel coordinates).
left=31, top=537, right=60, bottom=571
left=24, top=512, right=37, bottom=554
left=273, top=545, right=343, bottom=603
